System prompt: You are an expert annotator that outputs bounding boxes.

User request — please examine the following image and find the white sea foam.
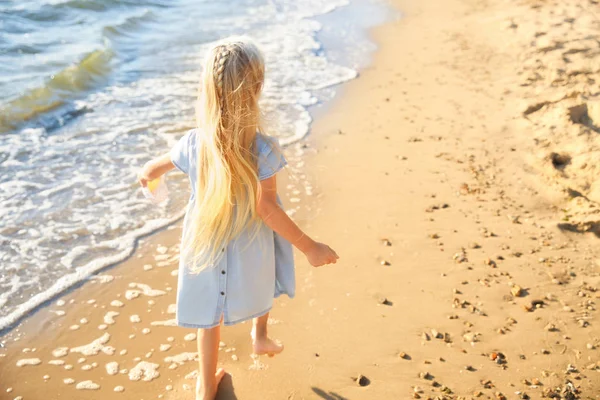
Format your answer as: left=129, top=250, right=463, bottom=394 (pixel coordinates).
left=128, top=361, right=160, bottom=381
left=70, top=333, right=111, bottom=356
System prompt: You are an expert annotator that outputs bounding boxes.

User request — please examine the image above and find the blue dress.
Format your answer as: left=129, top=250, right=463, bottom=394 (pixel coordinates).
left=170, top=129, right=295, bottom=329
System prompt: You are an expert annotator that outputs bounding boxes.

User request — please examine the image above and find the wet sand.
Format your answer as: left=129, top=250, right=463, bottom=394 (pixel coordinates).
left=1, top=0, right=600, bottom=399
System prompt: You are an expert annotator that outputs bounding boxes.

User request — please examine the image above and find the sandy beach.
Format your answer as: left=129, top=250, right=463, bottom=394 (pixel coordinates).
left=1, top=0, right=600, bottom=399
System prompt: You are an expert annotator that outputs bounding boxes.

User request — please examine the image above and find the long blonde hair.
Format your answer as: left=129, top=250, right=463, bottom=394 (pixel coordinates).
left=184, top=37, right=265, bottom=273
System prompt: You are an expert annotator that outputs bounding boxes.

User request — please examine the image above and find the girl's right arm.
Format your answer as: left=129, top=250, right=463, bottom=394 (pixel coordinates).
left=257, top=175, right=338, bottom=267
left=137, top=153, right=175, bottom=188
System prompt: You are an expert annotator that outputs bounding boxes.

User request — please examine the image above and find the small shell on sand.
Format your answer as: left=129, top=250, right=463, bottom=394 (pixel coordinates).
left=145, top=351, right=153, bottom=358
left=16, top=358, right=41, bottom=367
left=170, top=269, right=178, bottom=277
left=130, top=315, right=141, bottom=323
left=79, top=318, right=88, bottom=324
left=77, top=358, right=86, bottom=364
left=110, top=300, right=124, bottom=308
left=184, top=333, right=196, bottom=341
left=167, top=337, right=174, bottom=342
left=119, top=349, right=127, bottom=355
left=43, top=375, right=50, bottom=380
left=69, top=325, right=80, bottom=330
left=114, top=386, right=125, bottom=392
left=167, top=304, right=176, bottom=314
left=52, top=310, right=66, bottom=316
left=232, top=355, right=239, bottom=361
left=76, top=380, right=100, bottom=390
left=159, top=344, right=171, bottom=352
left=104, top=311, right=120, bottom=324
left=81, top=364, right=92, bottom=371
left=143, top=264, right=153, bottom=271
left=48, top=360, right=65, bottom=366
left=64, top=378, right=75, bottom=385
left=98, top=324, right=108, bottom=330
left=142, top=328, right=151, bottom=335
left=56, top=300, right=66, bottom=307
left=106, top=362, right=119, bottom=376
left=128, top=361, right=160, bottom=382
left=52, top=347, right=69, bottom=358
left=87, top=299, right=96, bottom=305
left=64, top=364, right=73, bottom=370
left=166, top=385, right=173, bottom=391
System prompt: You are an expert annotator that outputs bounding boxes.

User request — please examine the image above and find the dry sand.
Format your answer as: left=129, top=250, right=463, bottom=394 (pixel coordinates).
left=1, top=0, right=600, bottom=399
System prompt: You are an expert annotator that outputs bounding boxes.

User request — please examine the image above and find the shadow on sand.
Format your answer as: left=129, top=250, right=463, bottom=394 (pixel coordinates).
left=311, top=387, right=349, bottom=400
left=216, top=374, right=239, bottom=400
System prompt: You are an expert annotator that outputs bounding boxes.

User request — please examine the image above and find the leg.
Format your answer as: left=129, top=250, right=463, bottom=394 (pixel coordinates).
left=196, top=325, right=225, bottom=400
left=251, top=312, right=284, bottom=357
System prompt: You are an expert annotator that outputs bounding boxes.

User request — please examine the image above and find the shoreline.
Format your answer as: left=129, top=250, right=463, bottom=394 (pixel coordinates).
left=2, top=0, right=600, bottom=399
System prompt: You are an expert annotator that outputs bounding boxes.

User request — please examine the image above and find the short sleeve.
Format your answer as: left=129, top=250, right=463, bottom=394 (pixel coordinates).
left=170, top=130, right=194, bottom=175
left=257, top=135, right=287, bottom=180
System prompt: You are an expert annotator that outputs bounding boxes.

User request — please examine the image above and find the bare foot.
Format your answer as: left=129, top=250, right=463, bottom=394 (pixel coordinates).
left=252, top=336, right=284, bottom=357
left=196, top=368, right=225, bottom=400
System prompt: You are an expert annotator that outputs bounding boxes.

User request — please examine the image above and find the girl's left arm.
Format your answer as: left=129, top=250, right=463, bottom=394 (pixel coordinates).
left=137, top=153, right=175, bottom=187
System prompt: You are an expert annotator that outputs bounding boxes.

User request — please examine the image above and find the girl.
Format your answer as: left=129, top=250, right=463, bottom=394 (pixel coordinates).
left=138, top=37, right=339, bottom=400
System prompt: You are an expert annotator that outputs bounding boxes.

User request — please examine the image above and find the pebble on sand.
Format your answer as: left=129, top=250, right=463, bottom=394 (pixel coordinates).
left=63, top=378, right=75, bottom=385
left=130, top=315, right=141, bottom=323
left=355, top=375, right=370, bottom=387
left=184, top=333, right=197, bottom=341
left=48, top=360, right=65, bottom=366
left=16, top=358, right=42, bottom=367
left=511, top=285, right=524, bottom=297
left=114, top=386, right=125, bottom=392
left=159, top=344, right=172, bottom=352
left=75, top=380, right=100, bottom=390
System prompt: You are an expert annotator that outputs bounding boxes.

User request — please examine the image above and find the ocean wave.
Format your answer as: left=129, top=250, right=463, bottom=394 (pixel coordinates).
left=0, top=48, right=113, bottom=133
left=0, top=209, right=185, bottom=332
left=102, top=9, right=156, bottom=40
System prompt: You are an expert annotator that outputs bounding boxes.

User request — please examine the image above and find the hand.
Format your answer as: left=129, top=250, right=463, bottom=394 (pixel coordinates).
left=137, top=166, right=150, bottom=188
left=304, top=242, right=339, bottom=267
